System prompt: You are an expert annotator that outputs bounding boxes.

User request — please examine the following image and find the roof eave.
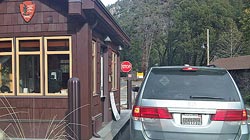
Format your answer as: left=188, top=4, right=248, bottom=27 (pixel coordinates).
left=81, top=0, right=130, bottom=47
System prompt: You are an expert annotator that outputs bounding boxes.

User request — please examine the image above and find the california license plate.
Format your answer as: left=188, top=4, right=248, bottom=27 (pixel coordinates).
left=181, top=114, right=202, bottom=125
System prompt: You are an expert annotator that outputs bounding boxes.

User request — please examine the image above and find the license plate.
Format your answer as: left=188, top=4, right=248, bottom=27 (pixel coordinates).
left=181, top=114, right=202, bottom=125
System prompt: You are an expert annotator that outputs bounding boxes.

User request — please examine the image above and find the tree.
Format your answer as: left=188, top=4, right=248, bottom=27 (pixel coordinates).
left=112, top=0, right=172, bottom=72
left=168, top=0, right=243, bottom=65
left=239, top=0, right=250, bottom=54
left=109, top=0, right=247, bottom=69
left=216, top=21, right=243, bottom=58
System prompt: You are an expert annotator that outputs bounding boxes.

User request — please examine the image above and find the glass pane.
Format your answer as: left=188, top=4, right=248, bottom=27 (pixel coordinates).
left=47, top=39, right=69, bottom=51
left=0, top=56, right=13, bottom=93
left=0, top=40, right=12, bottom=52
left=142, top=68, right=240, bottom=101
left=48, top=54, right=69, bottom=94
left=19, top=55, right=40, bottom=93
left=19, top=40, right=40, bottom=52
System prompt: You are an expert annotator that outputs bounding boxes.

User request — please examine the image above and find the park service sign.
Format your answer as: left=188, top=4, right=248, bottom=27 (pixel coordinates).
left=20, top=1, right=36, bottom=23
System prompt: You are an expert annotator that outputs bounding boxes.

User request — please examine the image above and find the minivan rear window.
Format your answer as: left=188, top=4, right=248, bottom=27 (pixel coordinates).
left=142, top=68, right=240, bottom=101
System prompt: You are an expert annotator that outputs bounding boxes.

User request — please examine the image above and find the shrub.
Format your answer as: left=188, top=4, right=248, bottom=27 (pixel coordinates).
left=242, top=91, right=250, bottom=106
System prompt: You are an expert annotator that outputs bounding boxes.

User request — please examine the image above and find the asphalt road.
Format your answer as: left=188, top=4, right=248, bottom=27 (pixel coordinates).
left=114, top=121, right=130, bottom=140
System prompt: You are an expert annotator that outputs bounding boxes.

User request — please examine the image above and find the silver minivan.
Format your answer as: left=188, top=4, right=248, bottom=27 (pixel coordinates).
left=130, top=66, right=249, bottom=140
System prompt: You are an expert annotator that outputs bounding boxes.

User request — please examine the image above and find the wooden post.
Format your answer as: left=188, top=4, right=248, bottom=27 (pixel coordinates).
left=127, top=73, right=132, bottom=109
left=67, top=77, right=81, bottom=140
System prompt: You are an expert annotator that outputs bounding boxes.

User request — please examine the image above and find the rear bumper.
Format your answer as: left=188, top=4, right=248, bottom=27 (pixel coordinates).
left=237, top=124, right=249, bottom=140
left=130, top=119, right=147, bottom=140
left=130, top=119, right=249, bottom=140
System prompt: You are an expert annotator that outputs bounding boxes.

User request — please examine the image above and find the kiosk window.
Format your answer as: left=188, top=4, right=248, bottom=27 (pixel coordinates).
left=16, top=38, right=42, bottom=95
left=45, top=37, right=71, bottom=95
left=0, top=39, right=14, bottom=95
left=0, top=37, right=71, bottom=97
left=19, top=55, right=41, bottom=93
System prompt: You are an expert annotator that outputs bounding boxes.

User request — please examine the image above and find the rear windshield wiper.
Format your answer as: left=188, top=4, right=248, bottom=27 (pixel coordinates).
left=190, top=96, right=225, bottom=100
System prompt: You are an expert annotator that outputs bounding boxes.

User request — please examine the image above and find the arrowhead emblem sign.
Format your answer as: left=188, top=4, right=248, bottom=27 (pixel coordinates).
left=20, top=1, right=36, bottom=23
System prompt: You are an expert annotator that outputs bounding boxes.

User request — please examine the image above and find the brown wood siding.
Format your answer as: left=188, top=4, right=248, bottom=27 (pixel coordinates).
left=0, top=1, right=71, bottom=139
left=92, top=95, right=101, bottom=116
left=102, top=46, right=110, bottom=123
left=82, top=0, right=130, bottom=46
left=72, top=23, right=92, bottom=140
left=0, top=0, right=126, bottom=139
left=92, top=95, right=102, bottom=131
left=0, top=98, right=67, bottom=119
left=112, top=44, right=121, bottom=113
left=0, top=0, right=69, bottom=37
left=91, top=39, right=103, bottom=132
left=97, top=41, right=101, bottom=95
left=0, top=0, right=83, bottom=139
left=0, top=97, right=68, bottom=138
left=0, top=121, right=66, bottom=138
left=107, top=47, right=112, bottom=121
left=106, top=47, right=121, bottom=121
left=117, top=53, right=121, bottom=113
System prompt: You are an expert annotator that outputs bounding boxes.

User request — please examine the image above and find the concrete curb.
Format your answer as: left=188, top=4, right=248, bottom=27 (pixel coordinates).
left=90, top=110, right=131, bottom=140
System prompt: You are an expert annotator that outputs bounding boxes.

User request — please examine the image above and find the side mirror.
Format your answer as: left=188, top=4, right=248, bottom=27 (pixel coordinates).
left=132, top=86, right=140, bottom=92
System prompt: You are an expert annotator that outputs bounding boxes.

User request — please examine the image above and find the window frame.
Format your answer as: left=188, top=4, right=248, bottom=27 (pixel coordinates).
left=111, top=51, right=118, bottom=90
left=0, top=38, right=15, bottom=96
left=44, top=36, right=72, bottom=96
left=92, top=40, right=98, bottom=96
left=16, top=37, right=43, bottom=96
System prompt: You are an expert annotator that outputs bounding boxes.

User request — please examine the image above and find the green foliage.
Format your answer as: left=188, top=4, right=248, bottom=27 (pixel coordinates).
left=112, top=0, right=173, bottom=71
left=239, top=0, right=250, bottom=54
left=243, top=93, right=250, bottom=106
left=109, top=0, right=249, bottom=70
left=169, top=0, right=244, bottom=65
left=216, top=21, right=243, bottom=58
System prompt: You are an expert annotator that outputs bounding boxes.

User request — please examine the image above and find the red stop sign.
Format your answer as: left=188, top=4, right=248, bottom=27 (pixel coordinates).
left=121, top=61, right=132, bottom=72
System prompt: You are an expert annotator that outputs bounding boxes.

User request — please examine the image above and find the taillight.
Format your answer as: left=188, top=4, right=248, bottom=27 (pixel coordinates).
left=182, top=67, right=198, bottom=71
left=211, top=109, right=247, bottom=121
left=132, top=106, right=173, bottom=119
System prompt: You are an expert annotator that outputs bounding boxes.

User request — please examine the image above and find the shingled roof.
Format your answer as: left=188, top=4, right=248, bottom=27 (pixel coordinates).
left=211, top=55, right=250, bottom=70
left=69, top=0, right=130, bottom=47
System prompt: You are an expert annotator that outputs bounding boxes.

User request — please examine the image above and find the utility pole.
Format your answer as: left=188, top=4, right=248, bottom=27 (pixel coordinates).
left=207, top=29, right=210, bottom=65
